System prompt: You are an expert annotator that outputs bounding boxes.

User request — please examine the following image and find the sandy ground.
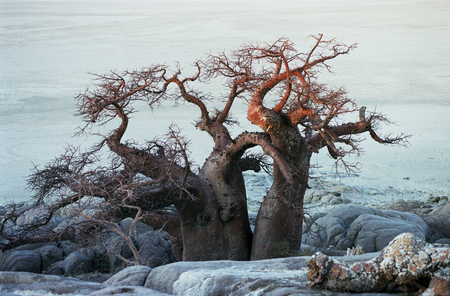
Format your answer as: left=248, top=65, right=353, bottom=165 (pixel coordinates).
left=1, top=0, right=449, bottom=205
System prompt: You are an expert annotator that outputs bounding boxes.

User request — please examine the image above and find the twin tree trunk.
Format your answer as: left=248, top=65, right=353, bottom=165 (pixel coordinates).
left=248, top=105, right=312, bottom=260
left=177, top=109, right=312, bottom=261
left=177, top=156, right=253, bottom=261
left=251, top=114, right=311, bottom=260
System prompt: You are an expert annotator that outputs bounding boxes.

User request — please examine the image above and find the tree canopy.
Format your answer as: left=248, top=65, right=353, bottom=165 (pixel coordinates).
left=5, top=35, right=408, bottom=262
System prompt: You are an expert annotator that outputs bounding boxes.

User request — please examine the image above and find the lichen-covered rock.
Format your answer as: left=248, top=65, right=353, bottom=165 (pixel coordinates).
left=0, top=250, right=42, bottom=273
left=422, top=267, right=450, bottom=296
left=307, top=233, right=450, bottom=293
left=303, top=204, right=430, bottom=252
left=104, top=265, right=152, bottom=286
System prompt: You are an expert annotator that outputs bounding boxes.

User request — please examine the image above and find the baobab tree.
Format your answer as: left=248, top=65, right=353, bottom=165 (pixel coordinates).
left=17, top=35, right=406, bottom=262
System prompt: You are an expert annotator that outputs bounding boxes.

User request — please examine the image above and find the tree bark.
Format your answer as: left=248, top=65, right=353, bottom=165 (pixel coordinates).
left=250, top=111, right=312, bottom=260
left=175, top=156, right=253, bottom=261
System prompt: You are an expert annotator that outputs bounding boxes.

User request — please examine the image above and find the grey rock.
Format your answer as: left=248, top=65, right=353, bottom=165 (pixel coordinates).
left=52, top=217, right=77, bottom=233
left=303, top=204, right=430, bottom=253
left=346, top=213, right=428, bottom=253
left=0, top=219, right=15, bottom=237
left=0, top=271, right=108, bottom=295
left=106, top=229, right=174, bottom=273
left=135, top=231, right=175, bottom=268
left=14, top=204, right=64, bottom=233
left=59, top=240, right=81, bottom=257
left=91, top=245, right=110, bottom=271
left=305, top=190, right=350, bottom=206
left=380, top=198, right=422, bottom=212
left=44, top=261, right=64, bottom=275
left=0, top=250, right=42, bottom=273
left=0, top=271, right=172, bottom=295
left=106, top=234, right=135, bottom=273
left=90, top=286, right=171, bottom=296
left=62, top=251, right=93, bottom=276
left=0, top=254, right=401, bottom=296
left=104, top=265, right=152, bottom=286
left=430, top=200, right=450, bottom=215
left=15, top=204, right=48, bottom=226
left=435, top=238, right=450, bottom=245
left=35, top=245, right=64, bottom=271
left=329, top=185, right=355, bottom=194
left=421, top=213, right=450, bottom=242
left=438, top=196, right=449, bottom=205
left=76, top=245, right=109, bottom=270
left=14, top=241, right=57, bottom=251
left=144, top=253, right=391, bottom=296
left=118, top=218, right=154, bottom=236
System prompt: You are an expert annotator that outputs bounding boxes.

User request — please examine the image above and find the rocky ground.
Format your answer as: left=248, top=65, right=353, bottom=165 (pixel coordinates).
left=1, top=174, right=450, bottom=295
left=0, top=253, right=389, bottom=296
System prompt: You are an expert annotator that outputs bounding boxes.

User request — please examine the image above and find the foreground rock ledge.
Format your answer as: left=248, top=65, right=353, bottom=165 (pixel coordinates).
left=2, top=233, right=449, bottom=296
left=0, top=271, right=170, bottom=296
left=1, top=254, right=395, bottom=296
left=307, top=233, right=450, bottom=295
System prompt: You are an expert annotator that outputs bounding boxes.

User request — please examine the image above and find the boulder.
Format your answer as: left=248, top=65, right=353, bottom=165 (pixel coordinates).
left=14, top=241, right=58, bottom=251
left=422, top=212, right=450, bottom=241
left=144, top=252, right=386, bottom=296
left=35, top=245, right=64, bottom=271
left=60, top=246, right=109, bottom=276
left=0, top=271, right=170, bottom=295
left=135, top=231, right=176, bottom=268
left=0, top=253, right=414, bottom=296
left=89, top=286, right=172, bottom=296
left=305, top=190, right=350, bottom=206
left=0, top=250, right=42, bottom=273
left=436, top=238, right=450, bottom=245
left=104, top=265, right=152, bottom=286
left=44, top=262, right=64, bottom=275
left=118, top=217, right=154, bottom=235
left=59, top=240, right=82, bottom=257
left=106, top=234, right=136, bottom=273
left=307, top=233, right=450, bottom=294
left=61, top=252, right=92, bottom=276
left=107, top=229, right=174, bottom=273
left=422, top=267, right=450, bottom=296
left=303, top=204, right=430, bottom=253
left=15, top=204, right=48, bottom=226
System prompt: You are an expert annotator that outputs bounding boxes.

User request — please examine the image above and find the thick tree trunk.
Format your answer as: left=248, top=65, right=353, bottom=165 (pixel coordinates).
left=251, top=117, right=311, bottom=260
left=175, top=159, right=253, bottom=261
